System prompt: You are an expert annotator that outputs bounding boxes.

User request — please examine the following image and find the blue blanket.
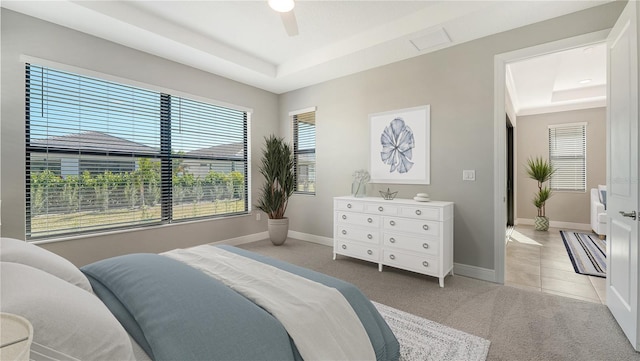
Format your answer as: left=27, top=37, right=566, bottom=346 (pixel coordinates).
left=81, top=246, right=399, bottom=361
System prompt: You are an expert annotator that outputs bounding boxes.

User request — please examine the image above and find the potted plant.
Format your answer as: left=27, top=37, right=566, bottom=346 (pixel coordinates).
left=525, top=156, right=556, bottom=231
left=256, top=135, right=295, bottom=245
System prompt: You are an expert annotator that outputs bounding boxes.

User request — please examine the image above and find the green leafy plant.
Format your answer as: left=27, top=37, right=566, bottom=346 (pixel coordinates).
left=525, top=156, right=556, bottom=217
left=255, top=135, right=295, bottom=219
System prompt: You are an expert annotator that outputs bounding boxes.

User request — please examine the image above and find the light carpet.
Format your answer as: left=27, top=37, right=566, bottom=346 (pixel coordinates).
left=373, top=301, right=490, bottom=361
left=559, top=230, right=606, bottom=278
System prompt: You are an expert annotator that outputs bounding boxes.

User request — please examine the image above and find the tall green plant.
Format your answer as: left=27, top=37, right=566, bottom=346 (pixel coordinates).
left=525, top=157, right=556, bottom=217
left=255, top=135, right=295, bottom=219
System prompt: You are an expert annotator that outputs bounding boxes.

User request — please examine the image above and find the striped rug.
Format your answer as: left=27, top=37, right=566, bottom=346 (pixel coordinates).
left=559, top=231, right=606, bottom=278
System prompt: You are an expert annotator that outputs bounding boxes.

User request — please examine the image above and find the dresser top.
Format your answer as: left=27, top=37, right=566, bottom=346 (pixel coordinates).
left=334, top=196, right=453, bottom=207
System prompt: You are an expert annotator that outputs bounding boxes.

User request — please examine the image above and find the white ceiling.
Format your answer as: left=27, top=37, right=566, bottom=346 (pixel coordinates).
left=3, top=0, right=612, bottom=106
left=507, top=42, right=607, bottom=116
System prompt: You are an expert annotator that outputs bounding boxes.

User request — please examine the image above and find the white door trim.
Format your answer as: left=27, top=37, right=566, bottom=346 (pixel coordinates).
left=492, top=30, right=610, bottom=284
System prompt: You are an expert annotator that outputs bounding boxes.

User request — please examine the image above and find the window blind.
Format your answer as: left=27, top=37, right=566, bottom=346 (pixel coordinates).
left=26, top=64, right=248, bottom=239
left=548, top=123, right=586, bottom=191
left=292, top=109, right=316, bottom=194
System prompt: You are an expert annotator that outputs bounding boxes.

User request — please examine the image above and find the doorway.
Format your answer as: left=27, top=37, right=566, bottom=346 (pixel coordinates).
left=501, top=42, right=608, bottom=302
left=506, top=115, right=514, bottom=228
left=492, top=30, right=610, bottom=285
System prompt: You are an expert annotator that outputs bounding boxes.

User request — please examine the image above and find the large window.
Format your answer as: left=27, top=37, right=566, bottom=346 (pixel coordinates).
left=291, top=108, right=316, bottom=194
left=26, top=64, right=249, bottom=239
left=548, top=123, right=586, bottom=192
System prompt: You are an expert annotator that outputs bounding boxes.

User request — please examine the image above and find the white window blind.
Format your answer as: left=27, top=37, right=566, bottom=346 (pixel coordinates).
left=26, top=64, right=248, bottom=239
left=548, top=123, right=586, bottom=191
left=292, top=108, right=316, bottom=194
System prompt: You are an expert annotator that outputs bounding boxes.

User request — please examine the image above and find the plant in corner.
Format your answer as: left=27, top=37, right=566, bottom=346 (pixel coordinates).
left=525, top=156, right=556, bottom=231
left=256, top=135, right=295, bottom=246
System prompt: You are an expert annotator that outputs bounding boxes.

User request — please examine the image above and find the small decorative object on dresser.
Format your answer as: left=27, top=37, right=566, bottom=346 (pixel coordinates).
left=351, top=169, right=370, bottom=198
left=379, top=188, right=398, bottom=200
left=333, top=196, right=454, bottom=287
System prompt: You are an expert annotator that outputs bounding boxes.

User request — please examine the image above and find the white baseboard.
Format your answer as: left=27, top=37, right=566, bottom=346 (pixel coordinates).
left=454, top=262, right=497, bottom=283
left=516, top=218, right=591, bottom=231
left=215, top=231, right=268, bottom=246
left=288, top=230, right=333, bottom=246
left=216, top=230, right=333, bottom=247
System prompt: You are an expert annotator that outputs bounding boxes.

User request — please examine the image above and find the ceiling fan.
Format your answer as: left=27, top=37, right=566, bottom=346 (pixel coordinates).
left=268, top=0, right=299, bottom=37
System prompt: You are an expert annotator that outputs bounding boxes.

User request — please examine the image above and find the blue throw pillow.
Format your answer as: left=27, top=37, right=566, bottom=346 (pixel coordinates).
left=599, top=189, right=607, bottom=210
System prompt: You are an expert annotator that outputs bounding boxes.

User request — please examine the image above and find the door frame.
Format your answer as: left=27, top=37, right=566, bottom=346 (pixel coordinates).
left=492, top=30, right=610, bottom=284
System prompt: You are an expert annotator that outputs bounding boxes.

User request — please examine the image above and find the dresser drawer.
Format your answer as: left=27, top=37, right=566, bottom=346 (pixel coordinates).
left=398, top=206, right=442, bottom=221
left=335, top=225, right=379, bottom=244
left=382, top=250, right=439, bottom=275
left=383, top=217, right=440, bottom=237
left=335, top=200, right=365, bottom=212
left=365, top=203, right=398, bottom=216
left=336, top=211, right=380, bottom=227
left=383, top=233, right=439, bottom=256
left=336, top=241, right=379, bottom=262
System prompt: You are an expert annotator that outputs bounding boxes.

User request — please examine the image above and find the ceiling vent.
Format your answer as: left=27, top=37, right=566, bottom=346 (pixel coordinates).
left=410, top=28, right=451, bottom=52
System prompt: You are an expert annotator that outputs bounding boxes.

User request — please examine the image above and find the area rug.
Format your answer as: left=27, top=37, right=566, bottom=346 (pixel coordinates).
left=373, top=301, right=490, bottom=361
left=559, top=230, right=606, bottom=278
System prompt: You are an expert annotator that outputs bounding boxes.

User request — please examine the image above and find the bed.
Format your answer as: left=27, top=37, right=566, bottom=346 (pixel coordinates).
left=0, top=237, right=400, bottom=361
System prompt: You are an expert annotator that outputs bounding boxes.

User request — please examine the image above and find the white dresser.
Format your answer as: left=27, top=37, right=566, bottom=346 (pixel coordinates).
left=333, top=196, right=454, bottom=287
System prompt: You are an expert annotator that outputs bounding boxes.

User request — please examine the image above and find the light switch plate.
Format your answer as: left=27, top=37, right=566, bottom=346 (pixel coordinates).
left=463, top=170, right=476, bottom=181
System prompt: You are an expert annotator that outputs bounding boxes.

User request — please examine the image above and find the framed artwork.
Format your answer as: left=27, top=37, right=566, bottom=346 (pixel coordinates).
left=369, top=105, right=430, bottom=184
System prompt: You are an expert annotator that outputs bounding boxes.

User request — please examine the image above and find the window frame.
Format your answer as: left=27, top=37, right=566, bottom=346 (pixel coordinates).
left=25, top=62, right=251, bottom=239
left=290, top=107, right=317, bottom=195
left=548, top=122, right=587, bottom=192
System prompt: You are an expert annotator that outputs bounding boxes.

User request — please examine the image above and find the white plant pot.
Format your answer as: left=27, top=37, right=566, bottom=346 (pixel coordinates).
left=534, top=216, right=549, bottom=231
left=268, top=218, right=289, bottom=246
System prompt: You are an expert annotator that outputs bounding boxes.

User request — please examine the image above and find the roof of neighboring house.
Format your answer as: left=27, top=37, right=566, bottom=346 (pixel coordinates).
left=30, top=131, right=158, bottom=155
left=186, top=142, right=244, bottom=160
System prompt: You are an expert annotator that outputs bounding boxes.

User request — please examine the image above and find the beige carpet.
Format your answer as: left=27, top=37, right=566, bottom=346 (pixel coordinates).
left=238, top=238, right=640, bottom=361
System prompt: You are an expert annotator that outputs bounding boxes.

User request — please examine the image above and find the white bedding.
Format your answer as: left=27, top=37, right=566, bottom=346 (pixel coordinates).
left=164, top=245, right=376, bottom=361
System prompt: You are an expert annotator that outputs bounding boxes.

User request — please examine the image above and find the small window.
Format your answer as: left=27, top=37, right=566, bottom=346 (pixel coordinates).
left=548, top=123, right=586, bottom=191
left=291, top=108, right=316, bottom=194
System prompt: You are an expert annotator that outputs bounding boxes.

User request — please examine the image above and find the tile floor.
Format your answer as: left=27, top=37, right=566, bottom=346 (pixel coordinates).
left=506, top=225, right=606, bottom=304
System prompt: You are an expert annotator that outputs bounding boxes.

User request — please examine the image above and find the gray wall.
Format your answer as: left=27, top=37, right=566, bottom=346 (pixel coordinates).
left=516, top=108, right=606, bottom=225
left=280, top=3, right=623, bottom=270
left=0, top=9, right=278, bottom=266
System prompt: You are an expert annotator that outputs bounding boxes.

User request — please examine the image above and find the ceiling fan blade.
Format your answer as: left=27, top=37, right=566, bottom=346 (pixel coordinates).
left=280, top=11, right=299, bottom=37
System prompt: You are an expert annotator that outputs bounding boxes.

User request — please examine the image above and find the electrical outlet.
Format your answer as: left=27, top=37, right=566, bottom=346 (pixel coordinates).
left=256, top=213, right=261, bottom=221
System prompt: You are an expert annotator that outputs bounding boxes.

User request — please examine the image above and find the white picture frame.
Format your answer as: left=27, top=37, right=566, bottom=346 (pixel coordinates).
left=369, top=105, right=430, bottom=184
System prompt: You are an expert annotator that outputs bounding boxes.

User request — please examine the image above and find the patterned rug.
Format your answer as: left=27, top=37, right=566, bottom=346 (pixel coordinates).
left=373, top=302, right=490, bottom=361
left=559, top=230, right=606, bottom=278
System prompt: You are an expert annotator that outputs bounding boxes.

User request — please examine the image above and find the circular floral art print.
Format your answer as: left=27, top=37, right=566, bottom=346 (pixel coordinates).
left=380, top=117, right=415, bottom=174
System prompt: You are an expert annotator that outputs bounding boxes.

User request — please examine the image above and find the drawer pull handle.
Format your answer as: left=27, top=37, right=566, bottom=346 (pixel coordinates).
left=389, top=254, right=396, bottom=260
left=390, top=220, right=396, bottom=226
left=416, top=210, right=422, bottom=215
left=367, top=234, right=373, bottom=239
left=423, top=224, right=429, bottom=231
left=342, top=245, right=347, bottom=250
left=341, top=230, right=347, bottom=235
left=367, top=217, right=373, bottom=223
left=367, top=250, right=373, bottom=255
left=422, top=243, right=429, bottom=249
left=347, top=203, right=352, bottom=209
left=390, top=237, right=396, bottom=243
left=342, top=215, right=347, bottom=220
left=378, top=206, right=384, bottom=212
left=422, top=261, right=429, bottom=267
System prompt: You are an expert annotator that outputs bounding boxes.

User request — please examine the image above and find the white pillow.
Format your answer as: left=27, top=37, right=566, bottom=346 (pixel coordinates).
left=0, top=237, right=93, bottom=292
left=0, top=262, right=135, bottom=361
